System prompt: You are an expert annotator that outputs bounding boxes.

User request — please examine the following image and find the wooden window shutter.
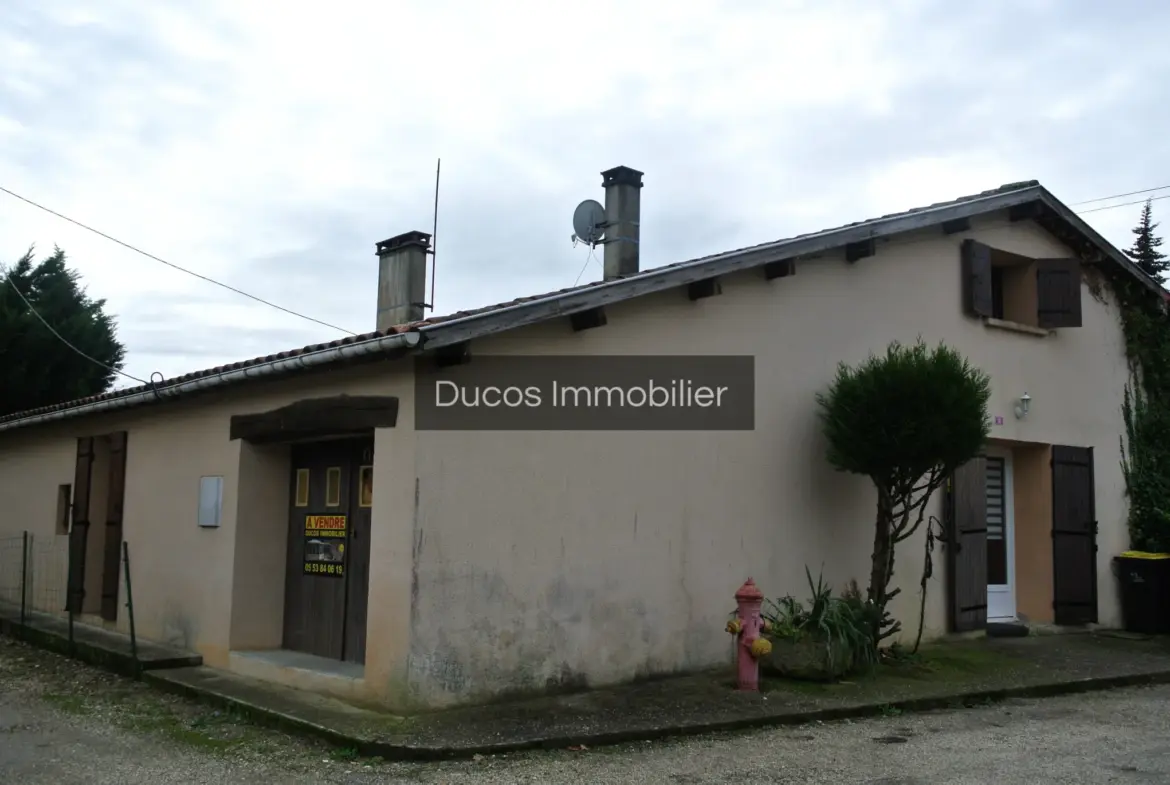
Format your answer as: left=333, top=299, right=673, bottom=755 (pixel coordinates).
left=66, top=437, right=95, bottom=614
left=947, top=456, right=988, bottom=632
left=960, top=240, right=994, bottom=318
left=100, top=431, right=129, bottom=622
left=1035, top=258, right=1083, bottom=328
left=1051, top=445, right=1097, bottom=625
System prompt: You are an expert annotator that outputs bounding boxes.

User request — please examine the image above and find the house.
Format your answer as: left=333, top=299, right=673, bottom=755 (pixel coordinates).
left=0, top=167, right=1158, bottom=711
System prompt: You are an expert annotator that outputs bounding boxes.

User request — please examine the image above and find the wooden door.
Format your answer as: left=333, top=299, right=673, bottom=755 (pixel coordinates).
left=100, top=431, right=128, bottom=621
left=66, top=437, right=95, bottom=614
left=947, top=456, right=988, bottom=632
left=282, top=438, right=373, bottom=661
left=1051, top=445, right=1098, bottom=625
left=343, top=439, right=373, bottom=664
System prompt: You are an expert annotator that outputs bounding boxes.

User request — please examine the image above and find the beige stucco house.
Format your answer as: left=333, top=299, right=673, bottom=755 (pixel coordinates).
left=0, top=167, right=1160, bottom=711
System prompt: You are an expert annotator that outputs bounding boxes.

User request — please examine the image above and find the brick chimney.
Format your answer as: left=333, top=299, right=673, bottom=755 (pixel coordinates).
left=375, top=230, right=430, bottom=331
left=601, top=166, right=643, bottom=280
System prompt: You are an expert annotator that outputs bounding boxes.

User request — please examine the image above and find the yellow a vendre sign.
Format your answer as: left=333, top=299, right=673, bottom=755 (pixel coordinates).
left=303, top=515, right=347, bottom=577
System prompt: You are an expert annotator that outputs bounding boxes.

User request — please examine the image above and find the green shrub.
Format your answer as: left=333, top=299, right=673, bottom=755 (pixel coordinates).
left=815, top=339, right=991, bottom=646
left=763, top=568, right=878, bottom=671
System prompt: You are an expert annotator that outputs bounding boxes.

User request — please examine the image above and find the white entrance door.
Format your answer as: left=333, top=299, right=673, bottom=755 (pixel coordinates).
left=984, top=448, right=1016, bottom=621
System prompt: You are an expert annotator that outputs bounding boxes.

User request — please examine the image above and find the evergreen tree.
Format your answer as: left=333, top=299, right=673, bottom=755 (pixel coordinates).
left=0, top=246, right=126, bottom=417
left=1125, top=199, right=1169, bottom=282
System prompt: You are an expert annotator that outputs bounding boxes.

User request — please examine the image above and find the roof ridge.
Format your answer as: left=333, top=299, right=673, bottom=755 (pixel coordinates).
left=0, top=177, right=1099, bottom=430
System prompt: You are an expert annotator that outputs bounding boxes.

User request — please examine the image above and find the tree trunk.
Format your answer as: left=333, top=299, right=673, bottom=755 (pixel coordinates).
left=868, top=486, right=895, bottom=645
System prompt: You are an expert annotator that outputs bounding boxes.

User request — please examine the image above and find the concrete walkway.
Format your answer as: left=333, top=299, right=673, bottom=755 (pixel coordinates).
left=0, top=603, right=201, bottom=676
left=148, top=632, right=1170, bottom=759
left=5, top=606, right=1170, bottom=761
left=8, top=632, right=1170, bottom=783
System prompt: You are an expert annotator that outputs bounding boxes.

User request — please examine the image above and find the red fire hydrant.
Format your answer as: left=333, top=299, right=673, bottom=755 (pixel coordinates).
left=727, top=578, right=770, bottom=691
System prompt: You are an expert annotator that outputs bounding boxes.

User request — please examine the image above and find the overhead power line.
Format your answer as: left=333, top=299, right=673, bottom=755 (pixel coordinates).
left=3, top=178, right=1168, bottom=391
left=1, top=265, right=149, bottom=387
left=0, top=185, right=359, bottom=336
left=1076, top=193, right=1170, bottom=215
left=1070, top=185, right=1170, bottom=207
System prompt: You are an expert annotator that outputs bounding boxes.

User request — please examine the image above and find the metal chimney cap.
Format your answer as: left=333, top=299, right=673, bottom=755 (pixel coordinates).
left=601, top=166, right=644, bottom=188
left=375, top=230, right=432, bottom=255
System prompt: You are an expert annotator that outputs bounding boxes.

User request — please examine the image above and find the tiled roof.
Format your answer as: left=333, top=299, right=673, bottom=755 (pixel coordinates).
left=383, top=180, right=1047, bottom=329
left=0, top=179, right=1119, bottom=428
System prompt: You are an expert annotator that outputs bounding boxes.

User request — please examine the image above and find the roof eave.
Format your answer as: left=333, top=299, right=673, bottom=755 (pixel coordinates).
left=1032, top=186, right=1165, bottom=296
left=0, top=329, right=423, bottom=435
left=3, top=181, right=1153, bottom=435
left=419, top=185, right=1052, bottom=348
left=417, top=185, right=1161, bottom=350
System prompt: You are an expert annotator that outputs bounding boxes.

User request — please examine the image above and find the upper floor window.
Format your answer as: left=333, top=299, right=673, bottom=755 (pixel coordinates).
left=961, top=239, right=1082, bottom=330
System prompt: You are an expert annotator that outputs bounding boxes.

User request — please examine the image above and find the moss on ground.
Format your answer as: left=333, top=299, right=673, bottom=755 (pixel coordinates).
left=760, top=641, right=1026, bottom=697
left=1, top=637, right=316, bottom=758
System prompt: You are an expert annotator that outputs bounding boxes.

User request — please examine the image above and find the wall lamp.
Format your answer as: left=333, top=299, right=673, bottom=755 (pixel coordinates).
left=1014, top=392, right=1031, bottom=420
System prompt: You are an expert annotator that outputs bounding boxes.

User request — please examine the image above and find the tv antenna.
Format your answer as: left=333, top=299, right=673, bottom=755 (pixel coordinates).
left=571, top=199, right=607, bottom=248
left=427, top=158, right=441, bottom=312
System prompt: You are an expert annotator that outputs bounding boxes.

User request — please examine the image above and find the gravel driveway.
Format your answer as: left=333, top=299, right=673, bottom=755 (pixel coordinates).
left=2, top=637, right=1169, bottom=784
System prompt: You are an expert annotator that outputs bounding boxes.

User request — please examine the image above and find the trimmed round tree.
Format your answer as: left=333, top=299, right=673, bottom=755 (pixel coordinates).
left=816, top=339, right=991, bottom=647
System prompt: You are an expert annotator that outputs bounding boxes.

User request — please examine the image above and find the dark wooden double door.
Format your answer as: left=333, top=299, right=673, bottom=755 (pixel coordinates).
left=948, top=444, right=1097, bottom=631
left=282, top=438, right=373, bottom=664
left=66, top=432, right=128, bottom=621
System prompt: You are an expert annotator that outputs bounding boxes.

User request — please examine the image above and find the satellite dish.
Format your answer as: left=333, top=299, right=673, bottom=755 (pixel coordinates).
left=572, top=199, right=607, bottom=246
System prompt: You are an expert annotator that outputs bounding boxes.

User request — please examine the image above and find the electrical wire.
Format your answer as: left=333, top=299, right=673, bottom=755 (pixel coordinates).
left=1076, top=193, right=1170, bottom=215
left=573, top=244, right=602, bottom=287
left=4, top=178, right=1167, bottom=388
left=1070, top=185, right=1170, bottom=207
left=1, top=265, right=149, bottom=386
left=0, top=185, right=359, bottom=336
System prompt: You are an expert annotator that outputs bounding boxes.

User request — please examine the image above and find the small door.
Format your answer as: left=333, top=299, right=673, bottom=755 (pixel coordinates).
left=100, top=431, right=129, bottom=622
left=1051, top=445, right=1098, bottom=624
left=948, top=456, right=988, bottom=632
left=984, top=448, right=1017, bottom=621
left=66, top=437, right=95, bottom=614
left=282, top=438, right=373, bottom=663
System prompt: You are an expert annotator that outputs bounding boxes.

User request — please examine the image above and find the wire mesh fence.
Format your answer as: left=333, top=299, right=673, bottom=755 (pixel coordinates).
left=0, top=533, right=69, bottom=619
left=27, top=534, right=69, bottom=617
left=0, top=535, right=25, bottom=609
left=0, top=531, right=140, bottom=673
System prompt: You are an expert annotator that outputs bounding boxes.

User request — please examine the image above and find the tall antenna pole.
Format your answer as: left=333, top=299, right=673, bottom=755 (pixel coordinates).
left=429, top=158, right=441, bottom=311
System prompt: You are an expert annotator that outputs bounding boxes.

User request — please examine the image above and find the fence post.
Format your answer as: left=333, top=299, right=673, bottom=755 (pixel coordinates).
left=68, top=579, right=74, bottom=651
left=122, top=541, right=138, bottom=674
left=19, top=531, right=28, bottom=626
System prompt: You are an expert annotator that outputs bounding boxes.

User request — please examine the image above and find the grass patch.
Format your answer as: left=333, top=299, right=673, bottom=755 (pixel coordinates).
left=882, top=642, right=1018, bottom=679
left=759, top=641, right=1025, bottom=698
left=117, top=706, right=278, bottom=754
left=42, top=691, right=90, bottom=714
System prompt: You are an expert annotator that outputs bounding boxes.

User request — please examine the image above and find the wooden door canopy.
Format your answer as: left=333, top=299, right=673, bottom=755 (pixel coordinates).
left=229, top=395, right=400, bottom=444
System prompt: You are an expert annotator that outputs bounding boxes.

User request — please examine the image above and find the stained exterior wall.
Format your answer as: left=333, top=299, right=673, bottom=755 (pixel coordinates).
left=0, top=363, right=415, bottom=705
left=0, top=212, right=1135, bottom=714
left=405, top=215, right=1131, bottom=708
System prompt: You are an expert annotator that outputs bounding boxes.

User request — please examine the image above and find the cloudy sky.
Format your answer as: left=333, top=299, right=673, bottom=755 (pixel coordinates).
left=2, top=0, right=1169, bottom=386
